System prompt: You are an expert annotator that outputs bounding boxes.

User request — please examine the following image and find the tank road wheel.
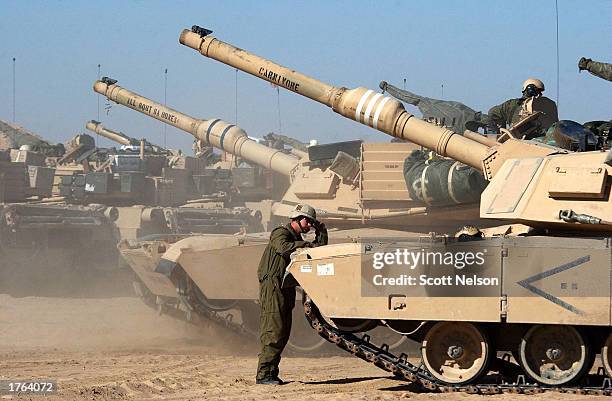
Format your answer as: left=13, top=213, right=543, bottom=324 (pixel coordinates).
left=602, top=332, right=612, bottom=378
left=421, top=321, right=491, bottom=385
left=518, top=325, right=591, bottom=386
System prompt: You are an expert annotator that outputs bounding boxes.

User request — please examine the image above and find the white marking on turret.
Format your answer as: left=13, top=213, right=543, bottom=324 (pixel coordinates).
left=372, top=97, right=390, bottom=130
left=355, top=90, right=373, bottom=123
left=364, top=93, right=382, bottom=127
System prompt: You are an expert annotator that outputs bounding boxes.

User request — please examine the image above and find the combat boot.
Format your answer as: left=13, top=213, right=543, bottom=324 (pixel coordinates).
left=255, top=376, right=284, bottom=385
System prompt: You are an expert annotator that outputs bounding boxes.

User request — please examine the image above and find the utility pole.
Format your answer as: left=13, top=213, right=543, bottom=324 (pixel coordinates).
left=163, top=68, right=168, bottom=149
left=555, top=0, right=560, bottom=107
left=12, top=57, right=16, bottom=123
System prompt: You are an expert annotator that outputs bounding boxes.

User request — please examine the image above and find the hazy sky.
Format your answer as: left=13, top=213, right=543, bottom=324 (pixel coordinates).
left=1, top=1, right=611, bottom=153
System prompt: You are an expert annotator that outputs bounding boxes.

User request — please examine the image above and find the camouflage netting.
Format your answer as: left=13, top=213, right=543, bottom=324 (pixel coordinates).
left=380, top=81, right=490, bottom=133
left=403, top=150, right=487, bottom=206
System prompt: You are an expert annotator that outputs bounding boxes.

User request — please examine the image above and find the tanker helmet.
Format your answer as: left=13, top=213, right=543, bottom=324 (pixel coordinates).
left=289, top=204, right=317, bottom=221
left=522, top=78, right=545, bottom=92
left=455, top=225, right=484, bottom=241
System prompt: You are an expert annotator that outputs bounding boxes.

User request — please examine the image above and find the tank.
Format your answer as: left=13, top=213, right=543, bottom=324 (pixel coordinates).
left=180, top=25, right=612, bottom=391
left=0, top=125, right=127, bottom=297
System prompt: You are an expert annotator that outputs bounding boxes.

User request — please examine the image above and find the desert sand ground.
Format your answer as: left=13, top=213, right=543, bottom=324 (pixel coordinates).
left=0, top=294, right=606, bottom=401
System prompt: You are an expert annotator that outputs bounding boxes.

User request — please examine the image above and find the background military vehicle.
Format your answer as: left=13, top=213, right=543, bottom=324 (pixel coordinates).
left=0, top=122, right=122, bottom=297
left=179, top=25, right=612, bottom=392
left=0, top=117, right=260, bottom=297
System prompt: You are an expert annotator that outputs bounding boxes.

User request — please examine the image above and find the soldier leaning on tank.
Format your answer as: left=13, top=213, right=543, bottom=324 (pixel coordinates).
left=488, top=78, right=556, bottom=129
left=578, top=57, right=612, bottom=83
left=255, top=204, right=328, bottom=385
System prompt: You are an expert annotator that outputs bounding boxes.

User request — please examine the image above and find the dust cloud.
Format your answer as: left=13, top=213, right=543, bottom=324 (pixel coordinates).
left=0, top=293, right=254, bottom=354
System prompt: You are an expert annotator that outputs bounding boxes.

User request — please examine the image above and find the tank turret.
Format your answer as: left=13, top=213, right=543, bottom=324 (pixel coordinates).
left=180, top=26, right=612, bottom=233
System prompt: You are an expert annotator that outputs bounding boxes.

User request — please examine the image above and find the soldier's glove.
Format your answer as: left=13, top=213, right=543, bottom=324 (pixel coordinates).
left=578, top=57, right=591, bottom=72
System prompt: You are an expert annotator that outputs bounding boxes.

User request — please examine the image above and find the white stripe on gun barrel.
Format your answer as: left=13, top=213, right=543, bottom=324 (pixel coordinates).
left=372, top=97, right=391, bottom=130
left=355, top=90, right=373, bottom=123
left=363, top=93, right=383, bottom=127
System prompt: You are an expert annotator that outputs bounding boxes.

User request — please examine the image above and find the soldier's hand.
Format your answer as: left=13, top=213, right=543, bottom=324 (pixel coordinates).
left=578, top=57, right=591, bottom=72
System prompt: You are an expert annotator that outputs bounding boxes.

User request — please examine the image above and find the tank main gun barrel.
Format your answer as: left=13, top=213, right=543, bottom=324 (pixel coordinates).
left=462, top=130, right=497, bottom=147
left=180, top=26, right=490, bottom=171
left=93, top=77, right=299, bottom=176
left=85, top=120, right=134, bottom=146
left=85, top=120, right=166, bottom=152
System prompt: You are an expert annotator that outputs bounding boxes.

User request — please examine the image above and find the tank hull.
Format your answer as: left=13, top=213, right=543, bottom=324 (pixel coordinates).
left=288, top=234, right=612, bottom=385
left=289, top=236, right=611, bottom=325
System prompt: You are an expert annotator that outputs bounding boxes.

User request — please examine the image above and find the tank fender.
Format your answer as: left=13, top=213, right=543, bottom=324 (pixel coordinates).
left=154, top=235, right=241, bottom=276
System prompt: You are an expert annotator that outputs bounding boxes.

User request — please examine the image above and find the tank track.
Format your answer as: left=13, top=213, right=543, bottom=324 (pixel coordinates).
left=132, top=277, right=258, bottom=338
left=178, top=293, right=259, bottom=338
left=179, top=293, right=330, bottom=354
left=303, top=299, right=612, bottom=396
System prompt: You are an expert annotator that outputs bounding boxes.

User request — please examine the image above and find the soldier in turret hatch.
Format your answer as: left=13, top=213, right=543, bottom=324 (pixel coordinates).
left=488, top=78, right=558, bottom=134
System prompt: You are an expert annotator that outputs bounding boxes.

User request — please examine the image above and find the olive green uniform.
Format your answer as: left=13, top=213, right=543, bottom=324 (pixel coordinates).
left=487, top=98, right=523, bottom=128
left=256, top=223, right=328, bottom=380
left=585, top=60, right=612, bottom=83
